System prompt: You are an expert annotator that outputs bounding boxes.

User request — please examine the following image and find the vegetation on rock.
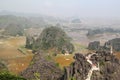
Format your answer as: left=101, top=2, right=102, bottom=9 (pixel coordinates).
left=87, top=28, right=120, bottom=36
left=26, top=26, right=74, bottom=54
left=0, top=61, right=26, bottom=80
left=21, top=51, right=63, bottom=80
left=63, top=51, right=120, bottom=80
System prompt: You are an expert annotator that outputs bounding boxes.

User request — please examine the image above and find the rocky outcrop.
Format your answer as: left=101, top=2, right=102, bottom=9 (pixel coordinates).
left=21, top=50, right=120, bottom=80
left=63, top=53, right=91, bottom=80
left=88, top=41, right=100, bottom=50
left=88, top=38, right=120, bottom=52
left=90, top=51, right=120, bottom=80
left=104, top=38, right=120, bottom=51
left=63, top=51, right=120, bottom=80
left=21, top=51, right=63, bottom=80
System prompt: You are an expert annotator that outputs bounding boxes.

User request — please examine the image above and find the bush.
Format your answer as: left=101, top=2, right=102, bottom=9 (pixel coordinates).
left=0, top=71, right=26, bottom=80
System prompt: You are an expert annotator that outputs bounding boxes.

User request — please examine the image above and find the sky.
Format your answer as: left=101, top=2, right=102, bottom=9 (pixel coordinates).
left=0, top=0, right=120, bottom=18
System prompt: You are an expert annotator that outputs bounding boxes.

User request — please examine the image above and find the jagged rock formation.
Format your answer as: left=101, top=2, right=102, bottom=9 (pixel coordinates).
left=88, top=41, right=100, bottom=50
left=104, top=38, right=120, bottom=51
left=88, top=38, right=120, bottom=52
left=63, top=53, right=91, bottom=80
left=21, top=51, right=63, bottom=80
left=63, top=51, right=120, bottom=80
left=21, top=50, right=120, bottom=80
left=91, top=51, right=120, bottom=80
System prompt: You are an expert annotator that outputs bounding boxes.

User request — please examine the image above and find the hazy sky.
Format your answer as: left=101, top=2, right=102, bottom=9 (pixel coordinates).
left=0, top=0, right=120, bottom=18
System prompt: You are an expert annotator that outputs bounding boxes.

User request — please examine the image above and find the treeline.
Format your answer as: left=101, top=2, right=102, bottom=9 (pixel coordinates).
left=87, top=28, right=120, bottom=36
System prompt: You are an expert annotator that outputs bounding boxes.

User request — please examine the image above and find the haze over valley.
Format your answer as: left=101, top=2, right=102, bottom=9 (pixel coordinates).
left=0, top=0, right=120, bottom=80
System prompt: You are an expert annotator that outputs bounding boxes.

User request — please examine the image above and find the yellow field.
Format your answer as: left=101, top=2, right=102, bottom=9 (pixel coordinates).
left=54, top=54, right=74, bottom=68
left=0, top=37, right=33, bottom=74
left=115, top=52, right=120, bottom=59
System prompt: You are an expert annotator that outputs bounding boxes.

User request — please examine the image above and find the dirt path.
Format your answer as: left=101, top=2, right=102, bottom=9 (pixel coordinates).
left=85, top=53, right=100, bottom=80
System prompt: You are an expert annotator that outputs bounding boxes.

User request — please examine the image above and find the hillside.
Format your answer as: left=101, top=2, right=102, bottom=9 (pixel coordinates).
left=0, top=15, right=47, bottom=29
left=26, top=26, right=74, bottom=54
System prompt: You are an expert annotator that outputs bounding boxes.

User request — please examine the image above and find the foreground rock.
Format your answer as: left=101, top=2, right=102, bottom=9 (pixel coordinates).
left=91, top=51, right=120, bottom=80
left=62, top=53, right=91, bottom=80
left=63, top=51, right=120, bottom=80
left=21, top=50, right=120, bottom=80
left=21, top=51, right=63, bottom=80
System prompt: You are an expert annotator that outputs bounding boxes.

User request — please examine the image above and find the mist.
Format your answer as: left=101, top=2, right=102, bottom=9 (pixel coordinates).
left=0, top=0, right=120, bottom=18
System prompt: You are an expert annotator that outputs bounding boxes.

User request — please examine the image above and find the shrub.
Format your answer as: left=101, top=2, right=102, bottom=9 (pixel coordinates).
left=0, top=71, right=26, bottom=80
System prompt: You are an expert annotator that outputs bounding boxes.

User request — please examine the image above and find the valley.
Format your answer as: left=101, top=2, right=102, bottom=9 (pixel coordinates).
left=0, top=26, right=120, bottom=76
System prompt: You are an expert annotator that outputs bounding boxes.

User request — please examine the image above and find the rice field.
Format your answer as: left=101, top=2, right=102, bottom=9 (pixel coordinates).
left=0, top=36, right=33, bottom=74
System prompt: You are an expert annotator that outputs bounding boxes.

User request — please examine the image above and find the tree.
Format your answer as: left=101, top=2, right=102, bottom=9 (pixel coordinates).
left=25, top=35, right=35, bottom=49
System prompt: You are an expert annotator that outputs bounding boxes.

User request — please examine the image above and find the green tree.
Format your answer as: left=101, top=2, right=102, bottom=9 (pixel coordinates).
left=25, top=35, right=35, bottom=49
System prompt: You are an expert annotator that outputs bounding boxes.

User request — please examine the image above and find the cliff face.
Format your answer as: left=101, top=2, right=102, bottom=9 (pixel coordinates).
left=63, top=51, right=120, bottom=80
left=104, top=38, right=120, bottom=51
left=21, top=50, right=120, bottom=80
left=88, top=41, right=100, bottom=50
left=88, top=38, right=120, bottom=52
left=91, top=51, right=120, bottom=80
left=21, top=51, right=63, bottom=80
left=62, top=53, right=91, bottom=80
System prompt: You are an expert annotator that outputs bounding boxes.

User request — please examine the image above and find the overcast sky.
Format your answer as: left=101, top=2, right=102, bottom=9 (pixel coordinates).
left=0, top=0, right=120, bottom=18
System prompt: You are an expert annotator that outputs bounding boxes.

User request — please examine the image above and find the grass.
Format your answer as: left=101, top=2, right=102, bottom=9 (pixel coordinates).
left=73, top=42, right=88, bottom=54
left=53, top=54, right=74, bottom=69
left=43, top=48, right=74, bottom=68
left=34, top=72, right=40, bottom=80
left=0, top=36, right=34, bottom=74
left=115, top=52, right=120, bottom=59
